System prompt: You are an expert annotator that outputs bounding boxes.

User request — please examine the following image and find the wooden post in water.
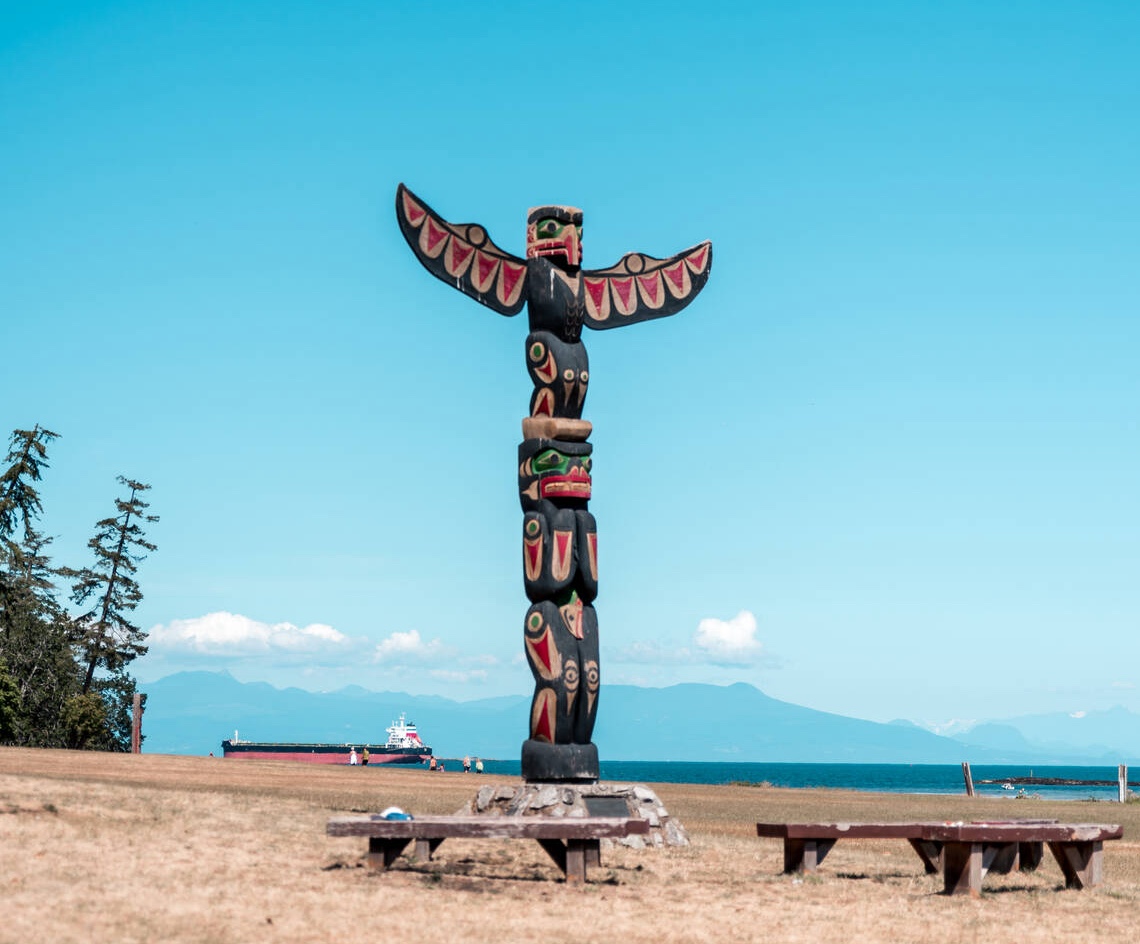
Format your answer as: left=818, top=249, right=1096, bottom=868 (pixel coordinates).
left=1119, top=764, right=1128, bottom=804
left=131, top=692, right=142, bottom=754
left=961, top=761, right=975, bottom=797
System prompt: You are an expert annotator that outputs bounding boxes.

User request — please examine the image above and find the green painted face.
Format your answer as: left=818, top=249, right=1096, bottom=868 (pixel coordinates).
left=536, top=218, right=565, bottom=240
left=534, top=449, right=591, bottom=475
left=519, top=438, right=593, bottom=509
left=534, top=219, right=583, bottom=240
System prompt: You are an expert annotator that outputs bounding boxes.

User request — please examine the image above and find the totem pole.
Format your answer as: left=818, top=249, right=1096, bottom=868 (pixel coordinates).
left=396, top=183, right=711, bottom=782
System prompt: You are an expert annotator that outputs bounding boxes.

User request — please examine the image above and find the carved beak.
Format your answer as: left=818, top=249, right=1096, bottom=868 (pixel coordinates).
left=529, top=226, right=581, bottom=267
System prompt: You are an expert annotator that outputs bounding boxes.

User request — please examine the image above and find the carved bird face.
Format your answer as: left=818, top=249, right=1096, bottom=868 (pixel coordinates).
left=526, top=205, right=583, bottom=268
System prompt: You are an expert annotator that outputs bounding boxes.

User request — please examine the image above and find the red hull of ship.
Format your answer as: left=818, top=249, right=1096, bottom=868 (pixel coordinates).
left=223, top=750, right=427, bottom=765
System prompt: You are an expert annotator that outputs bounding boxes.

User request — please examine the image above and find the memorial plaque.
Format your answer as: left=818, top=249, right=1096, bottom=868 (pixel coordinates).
left=584, top=796, right=631, bottom=818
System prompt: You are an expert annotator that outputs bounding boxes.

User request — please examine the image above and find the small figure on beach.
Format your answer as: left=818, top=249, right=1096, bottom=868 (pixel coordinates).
left=429, top=757, right=437, bottom=771
left=349, top=748, right=358, bottom=766
left=463, top=755, right=471, bottom=773
left=475, top=758, right=484, bottom=774
left=361, top=747, right=370, bottom=766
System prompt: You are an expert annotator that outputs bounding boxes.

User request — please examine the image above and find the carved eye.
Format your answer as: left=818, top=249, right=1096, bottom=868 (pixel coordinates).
left=539, top=220, right=559, bottom=237
left=563, top=368, right=575, bottom=382
left=535, top=450, right=562, bottom=471
left=527, top=612, right=543, bottom=632
left=525, top=519, right=541, bottom=537
left=580, top=371, right=589, bottom=384
left=582, top=458, right=592, bottom=472
left=529, top=342, right=545, bottom=362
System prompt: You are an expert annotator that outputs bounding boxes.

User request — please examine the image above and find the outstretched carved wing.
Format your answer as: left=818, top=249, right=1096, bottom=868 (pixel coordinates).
left=580, top=242, right=712, bottom=330
left=396, top=183, right=528, bottom=317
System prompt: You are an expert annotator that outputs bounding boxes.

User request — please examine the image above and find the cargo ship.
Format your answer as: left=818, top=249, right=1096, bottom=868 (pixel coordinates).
left=221, top=712, right=432, bottom=765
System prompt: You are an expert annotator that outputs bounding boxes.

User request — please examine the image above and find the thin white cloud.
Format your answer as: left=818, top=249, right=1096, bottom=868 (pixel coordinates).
left=611, top=610, right=774, bottom=669
left=694, top=610, right=763, bottom=665
left=149, top=611, right=352, bottom=656
left=1069, top=710, right=1087, bottom=719
left=429, top=668, right=489, bottom=684
left=372, top=629, right=450, bottom=664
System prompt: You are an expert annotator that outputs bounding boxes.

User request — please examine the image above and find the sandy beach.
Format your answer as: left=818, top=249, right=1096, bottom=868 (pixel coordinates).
left=2, top=747, right=1138, bottom=944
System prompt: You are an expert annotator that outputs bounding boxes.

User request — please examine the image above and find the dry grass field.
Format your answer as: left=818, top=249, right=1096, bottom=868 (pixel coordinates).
left=3, top=747, right=1138, bottom=944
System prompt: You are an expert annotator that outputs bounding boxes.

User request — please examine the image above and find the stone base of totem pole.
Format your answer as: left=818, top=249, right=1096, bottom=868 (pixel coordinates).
left=455, top=781, right=690, bottom=849
left=521, top=739, right=599, bottom=783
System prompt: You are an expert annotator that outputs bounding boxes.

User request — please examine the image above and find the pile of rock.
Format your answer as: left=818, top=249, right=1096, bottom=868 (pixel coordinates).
left=456, top=781, right=689, bottom=848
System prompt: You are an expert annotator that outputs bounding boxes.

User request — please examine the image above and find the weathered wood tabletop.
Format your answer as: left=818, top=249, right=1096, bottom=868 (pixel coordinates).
left=756, top=820, right=1124, bottom=895
left=328, top=814, right=650, bottom=882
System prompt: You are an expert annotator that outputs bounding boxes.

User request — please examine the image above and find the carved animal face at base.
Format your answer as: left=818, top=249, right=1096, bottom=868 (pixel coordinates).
left=526, top=205, right=583, bottom=269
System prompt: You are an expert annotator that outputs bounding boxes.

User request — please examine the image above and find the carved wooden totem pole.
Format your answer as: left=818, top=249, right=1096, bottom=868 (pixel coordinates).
left=396, top=183, right=712, bottom=782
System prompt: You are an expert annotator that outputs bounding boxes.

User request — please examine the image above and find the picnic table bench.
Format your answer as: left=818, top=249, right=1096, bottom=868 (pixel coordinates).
left=327, top=814, right=649, bottom=883
left=756, top=821, right=1124, bottom=895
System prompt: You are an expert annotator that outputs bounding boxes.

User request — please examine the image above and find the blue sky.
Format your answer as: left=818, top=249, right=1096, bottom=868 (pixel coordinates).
left=3, top=2, right=1137, bottom=728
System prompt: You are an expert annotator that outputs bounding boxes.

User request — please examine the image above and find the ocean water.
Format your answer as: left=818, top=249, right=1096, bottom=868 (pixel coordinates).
left=423, top=759, right=1134, bottom=802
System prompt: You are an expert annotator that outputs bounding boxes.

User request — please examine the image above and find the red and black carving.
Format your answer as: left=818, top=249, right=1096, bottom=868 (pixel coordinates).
left=523, top=596, right=599, bottom=745
left=395, top=182, right=712, bottom=783
left=526, top=332, right=589, bottom=419
left=396, top=183, right=712, bottom=339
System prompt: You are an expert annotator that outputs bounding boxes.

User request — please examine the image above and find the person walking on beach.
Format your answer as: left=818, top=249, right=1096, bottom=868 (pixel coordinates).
left=429, top=757, right=437, bottom=771
left=349, top=748, right=358, bottom=766
left=361, top=747, right=370, bottom=766
left=463, top=755, right=471, bottom=773
left=475, top=758, right=484, bottom=774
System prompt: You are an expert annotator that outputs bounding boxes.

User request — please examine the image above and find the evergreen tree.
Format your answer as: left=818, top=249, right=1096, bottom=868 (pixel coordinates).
left=70, top=477, right=158, bottom=749
left=0, top=429, right=158, bottom=751
left=0, top=658, right=20, bottom=741
left=0, top=425, right=58, bottom=544
left=0, top=528, right=79, bottom=746
left=0, top=426, right=79, bottom=746
left=1, top=425, right=59, bottom=621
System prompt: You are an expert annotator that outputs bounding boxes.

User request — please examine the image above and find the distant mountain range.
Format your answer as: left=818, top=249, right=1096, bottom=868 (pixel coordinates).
left=139, top=671, right=1140, bottom=765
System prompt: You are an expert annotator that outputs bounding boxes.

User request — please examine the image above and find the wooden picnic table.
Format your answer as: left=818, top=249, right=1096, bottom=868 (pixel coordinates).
left=756, top=820, right=1123, bottom=895
left=327, top=814, right=649, bottom=883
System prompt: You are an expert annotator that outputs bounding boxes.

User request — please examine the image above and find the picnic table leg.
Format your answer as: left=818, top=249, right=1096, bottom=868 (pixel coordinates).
left=783, top=838, right=835, bottom=873
left=565, top=839, right=589, bottom=883
left=1018, top=841, right=1044, bottom=872
left=1047, top=841, right=1104, bottom=889
left=536, top=838, right=568, bottom=876
left=942, top=842, right=983, bottom=896
left=367, top=837, right=411, bottom=870
left=585, top=841, right=601, bottom=871
left=413, top=838, right=445, bottom=862
left=907, top=839, right=943, bottom=874
left=535, top=838, right=590, bottom=883
left=984, top=843, right=1019, bottom=875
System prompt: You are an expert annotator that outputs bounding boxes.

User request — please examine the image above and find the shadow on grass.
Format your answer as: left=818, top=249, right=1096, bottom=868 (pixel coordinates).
left=985, top=883, right=1064, bottom=895
left=362, top=858, right=644, bottom=886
